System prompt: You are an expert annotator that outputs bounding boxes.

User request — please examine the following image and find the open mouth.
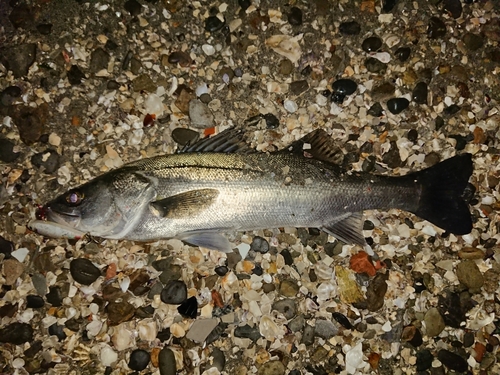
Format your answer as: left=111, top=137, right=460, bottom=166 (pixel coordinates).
left=43, top=206, right=82, bottom=228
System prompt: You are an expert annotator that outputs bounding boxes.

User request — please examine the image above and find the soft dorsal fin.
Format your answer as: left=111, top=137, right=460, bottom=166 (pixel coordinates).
left=180, top=127, right=253, bottom=154
left=321, top=212, right=366, bottom=246
left=281, top=129, right=343, bottom=166
left=150, top=189, right=219, bottom=218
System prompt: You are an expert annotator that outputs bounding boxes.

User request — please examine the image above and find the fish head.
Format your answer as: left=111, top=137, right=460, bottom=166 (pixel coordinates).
left=38, top=170, right=154, bottom=238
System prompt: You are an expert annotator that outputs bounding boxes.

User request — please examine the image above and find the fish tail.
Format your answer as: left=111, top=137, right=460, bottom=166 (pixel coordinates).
left=410, top=153, right=473, bottom=235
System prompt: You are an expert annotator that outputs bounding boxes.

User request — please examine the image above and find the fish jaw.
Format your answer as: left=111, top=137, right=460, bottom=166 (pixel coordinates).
left=29, top=219, right=86, bottom=240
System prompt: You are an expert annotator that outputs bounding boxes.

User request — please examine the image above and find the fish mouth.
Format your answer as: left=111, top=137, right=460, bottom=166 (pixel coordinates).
left=42, top=206, right=82, bottom=228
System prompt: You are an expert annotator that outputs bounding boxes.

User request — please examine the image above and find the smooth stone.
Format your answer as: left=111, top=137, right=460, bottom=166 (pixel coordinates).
left=31, top=273, right=47, bottom=296
left=263, top=113, right=280, bottom=129
left=89, top=47, right=110, bottom=73
left=382, top=141, right=402, bottom=168
left=279, top=279, right=299, bottom=297
left=407, top=129, right=418, bottom=142
left=456, top=260, right=484, bottom=291
left=177, top=296, right=198, bottom=318
left=10, top=103, right=49, bottom=145
left=311, top=346, right=328, bottom=362
left=339, top=21, right=361, bottom=35
left=238, top=0, right=251, bottom=11
left=366, top=273, right=388, bottom=311
left=250, top=236, right=269, bottom=253
left=437, top=349, right=468, bottom=372
left=31, top=149, right=60, bottom=174
left=272, top=299, right=297, bottom=319
left=362, top=36, right=382, bottom=52
left=167, top=51, right=192, bottom=66
left=189, top=99, right=215, bottom=129
left=443, top=104, right=461, bottom=116
left=280, top=249, right=293, bottom=266
left=395, top=46, right=411, bottom=62
left=257, top=360, right=285, bottom=375
left=46, top=286, right=63, bottom=307
left=124, top=0, right=142, bottom=16
left=171, top=128, right=199, bottom=146
left=234, top=324, right=261, bottom=342
left=412, top=82, right=428, bottom=104
left=214, top=265, right=228, bottom=276
left=133, top=74, right=156, bottom=92
left=129, top=349, right=150, bottom=371
left=70, top=258, right=101, bottom=285
left=0, top=85, right=22, bottom=106
left=332, top=78, right=357, bottom=95
left=290, top=80, right=309, bottom=95
left=210, top=347, right=225, bottom=371
left=158, top=348, right=176, bottom=375
left=367, top=102, right=384, bottom=117
left=427, top=17, right=446, bottom=39
left=0, top=43, right=36, bottom=78
left=287, top=7, right=303, bottom=26
left=67, top=65, right=85, bottom=85
left=48, top=323, right=66, bottom=341
left=387, top=98, right=409, bottom=114
left=186, top=318, right=219, bottom=343
left=107, top=301, right=135, bottom=325
left=416, top=349, right=433, bottom=371
left=26, top=295, right=45, bottom=308
left=443, top=0, right=462, bottom=19
left=332, top=312, right=353, bottom=329
left=0, top=322, right=33, bottom=344
left=424, top=307, right=445, bottom=337
left=365, top=57, right=387, bottom=73
left=314, top=319, right=338, bottom=339
left=288, top=315, right=305, bottom=332
left=301, top=324, right=315, bottom=345
left=0, top=138, right=20, bottom=163
left=107, top=80, right=120, bottom=90
left=205, top=16, right=225, bottom=32
left=278, top=59, right=293, bottom=75
left=463, top=33, right=484, bottom=52
left=161, top=280, right=187, bottom=304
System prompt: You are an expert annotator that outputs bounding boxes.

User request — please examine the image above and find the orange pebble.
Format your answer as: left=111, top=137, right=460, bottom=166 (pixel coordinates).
left=106, top=263, right=117, bottom=280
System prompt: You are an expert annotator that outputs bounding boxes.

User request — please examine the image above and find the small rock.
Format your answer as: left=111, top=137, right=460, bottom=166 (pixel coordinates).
left=46, top=286, right=63, bottom=307
left=0, top=322, right=33, bottom=344
left=0, top=43, right=36, bottom=78
left=31, top=149, right=60, bottom=174
left=263, top=113, right=280, bottom=129
left=161, top=280, right=187, bottom=304
left=107, top=80, right=120, bottom=90
left=463, top=33, right=484, bottom=52
left=257, top=360, right=285, bottom=375
left=133, top=74, right=156, bottom=92
left=365, top=57, right=387, bottom=73
left=437, top=349, right=468, bottom=372
left=9, top=3, right=34, bottom=28
left=167, top=51, right=192, bottom=67
left=427, top=17, right=446, bottom=39
left=186, top=318, right=219, bottom=343
left=280, top=249, right=293, bottom=266
left=301, top=324, right=315, bottom=345
left=0, top=86, right=22, bottom=106
left=172, top=128, right=199, bottom=147
left=412, top=82, right=428, bottom=104
left=10, top=103, right=49, bottom=145
left=177, top=296, right=198, bottom=318
left=26, top=295, right=44, bottom=309
left=456, top=260, right=484, bottom=291
left=332, top=312, right=353, bottom=329
left=31, top=273, right=47, bottom=296
left=362, top=36, right=382, bottom=52
left=234, top=324, right=261, bottom=342
left=288, top=315, right=305, bottom=332
left=395, top=46, right=411, bottom=62
left=287, top=7, right=303, bottom=26
left=278, top=59, right=293, bottom=75
left=124, top=0, right=142, bottom=16
left=339, top=21, right=361, bottom=35
left=416, top=349, right=433, bottom=371
left=158, top=347, right=176, bottom=375
left=205, top=16, right=225, bottom=32
left=214, top=265, right=228, bottom=276
left=70, top=258, right=101, bottom=285
left=314, top=319, right=338, bottom=339
left=311, top=346, right=328, bottom=362
left=272, top=299, right=297, bottom=319
left=107, top=301, right=135, bottom=325
left=250, top=236, right=270, bottom=253
left=382, top=141, right=402, bottom=168
left=3, top=258, right=24, bottom=285
left=129, top=349, right=150, bottom=371
left=367, top=102, right=384, bottom=117
left=366, top=273, right=388, bottom=311
left=331, top=78, right=357, bottom=103
left=387, top=98, right=409, bottom=114
left=210, top=347, right=225, bottom=371
left=189, top=99, right=215, bottom=129
left=424, top=307, right=445, bottom=337
left=89, top=48, right=110, bottom=73
left=290, top=80, right=309, bottom=95
left=443, top=0, right=462, bottom=19
left=67, top=65, right=86, bottom=85
left=48, top=323, right=67, bottom=341
left=279, top=279, right=299, bottom=297
left=0, top=139, right=20, bottom=162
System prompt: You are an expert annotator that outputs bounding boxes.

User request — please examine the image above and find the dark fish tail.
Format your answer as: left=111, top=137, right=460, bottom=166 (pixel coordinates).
left=410, top=153, right=473, bottom=235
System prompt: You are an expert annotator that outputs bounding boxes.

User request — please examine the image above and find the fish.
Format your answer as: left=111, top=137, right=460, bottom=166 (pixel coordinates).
left=29, top=128, right=474, bottom=252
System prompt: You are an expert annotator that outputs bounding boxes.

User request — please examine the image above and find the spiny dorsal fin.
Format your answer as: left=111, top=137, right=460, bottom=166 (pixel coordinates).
left=180, top=127, right=253, bottom=154
left=321, top=212, right=366, bottom=246
left=281, top=129, right=343, bottom=165
left=150, top=188, right=219, bottom=218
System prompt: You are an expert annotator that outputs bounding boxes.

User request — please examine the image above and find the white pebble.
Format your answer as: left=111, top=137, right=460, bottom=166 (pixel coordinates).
left=345, top=342, right=367, bottom=374
left=284, top=99, right=298, bottom=113
left=202, top=44, right=216, bottom=56
left=11, top=247, right=29, bottom=262
left=196, top=83, right=209, bottom=97
left=100, top=345, right=118, bottom=366
left=144, top=93, right=164, bottom=115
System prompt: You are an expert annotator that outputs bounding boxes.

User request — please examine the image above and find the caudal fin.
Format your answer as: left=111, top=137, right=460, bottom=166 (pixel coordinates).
left=411, top=153, right=473, bottom=235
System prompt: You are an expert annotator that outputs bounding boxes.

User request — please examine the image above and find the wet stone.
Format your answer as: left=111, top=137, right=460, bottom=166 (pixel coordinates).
left=215, top=265, right=228, bottom=276
left=339, top=21, right=361, bottom=35
left=0, top=322, right=33, bottom=345
left=1, top=86, right=22, bottom=106
left=437, top=349, right=468, bottom=372
left=395, top=46, right=411, bottom=62
left=168, top=51, right=192, bottom=66
left=46, top=286, right=63, bottom=307
left=234, top=324, right=261, bottom=342
left=287, top=7, right=303, bottom=26
left=67, top=65, right=85, bottom=85
left=290, top=80, right=309, bottom=95
left=107, top=301, right=135, bottom=325
left=332, top=312, right=353, bottom=329
left=124, top=0, right=142, bottom=16
left=463, top=33, right=484, bottom=52
left=407, top=129, right=418, bottom=142
left=48, top=323, right=66, bottom=341
left=263, top=113, right=280, bottom=129
left=158, top=347, right=176, bottom=375
left=31, top=149, right=60, bottom=174
left=26, top=295, right=44, bottom=309
left=177, top=296, right=197, bottom=318
left=272, top=298, right=297, bottom=319
left=161, top=280, right=187, bottom=304
left=251, top=236, right=270, bottom=253
left=362, top=36, right=382, bottom=53
left=205, top=16, right=225, bottom=32
left=279, top=279, right=299, bottom=297
left=172, top=127, right=199, bottom=146
left=365, top=57, right=387, bottom=73
left=301, top=324, right=315, bottom=345
left=0, top=43, right=36, bottom=78
left=456, top=260, right=484, bottom=291
left=257, top=360, right=285, bottom=375
left=189, top=99, right=215, bottom=129
left=412, top=82, right=428, bottom=105
left=366, top=273, right=388, bottom=311
left=280, top=249, right=293, bottom=266
left=89, top=48, right=110, bottom=73
left=331, top=79, right=357, bottom=103
left=314, top=319, right=338, bottom=339
left=129, top=349, right=150, bottom=371
left=416, top=349, right=433, bottom=371
left=70, top=258, right=101, bottom=285
left=428, top=17, right=446, bottom=39
left=443, top=0, right=462, bottom=19
left=367, top=102, right=383, bottom=117
left=387, top=98, right=409, bottom=114
left=278, top=59, right=293, bottom=75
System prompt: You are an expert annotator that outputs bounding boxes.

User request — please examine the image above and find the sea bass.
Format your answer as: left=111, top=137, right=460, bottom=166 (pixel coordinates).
left=30, top=128, right=474, bottom=252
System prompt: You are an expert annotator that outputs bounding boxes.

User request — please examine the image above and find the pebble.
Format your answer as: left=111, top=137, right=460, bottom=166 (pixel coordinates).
left=186, top=318, right=219, bottom=343
left=214, top=265, right=228, bottom=276
left=367, top=102, right=384, bottom=117
left=279, top=279, right=299, bottom=297
left=257, top=360, right=285, bottom=375
left=26, top=295, right=45, bottom=308
left=288, top=7, right=303, bottom=26
left=107, top=301, right=135, bottom=325
left=89, top=47, right=110, bottom=73
left=205, top=15, right=225, bottom=32
left=424, top=307, right=445, bottom=337
left=362, top=36, right=382, bottom=52
left=124, top=0, right=142, bottom=16
left=8, top=3, right=34, bottom=28
left=284, top=99, right=298, bottom=113
left=234, top=324, right=262, bottom=342
left=67, top=65, right=86, bottom=85
left=10, top=104, right=49, bottom=145
left=161, top=280, right=187, bottom=304
left=46, top=286, right=63, bottom=307
left=301, top=324, right=315, bottom=345
left=387, top=98, right=409, bottom=114
left=1, top=43, right=36, bottom=78
left=31, top=273, right=47, bottom=296
left=70, top=258, right=101, bottom=285
left=290, top=80, right=309, bottom=95
left=158, top=347, right=176, bottom=375
left=339, top=21, right=361, bottom=35
left=332, top=312, right=353, bottom=329
left=288, top=314, right=305, bottom=332
left=0, top=322, right=33, bottom=344
left=382, top=141, right=402, bottom=168
left=314, top=319, right=338, bottom=339
left=263, top=113, right=280, bottom=129
left=443, top=0, right=462, bottom=19
left=456, top=260, right=484, bottom=291
left=48, top=323, right=67, bottom=341
left=437, top=349, right=468, bottom=372
left=427, top=17, right=446, bottom=39
left=172, top=128, right=199, bottom=147
left=463, top=33, right=484, bottom=52
left=168, top=51, right=192, bottom=66
left=272, top=299, right=297, bottom=319
left=238, top=0, right=251, bottom=11
left=416, top=349, right=433, bottom=371
left=129, top=349, right=150, bottom=371
left=0, top=85, right=21, bottom=106
left=177, top=296, right=198, bottom=318
left=250, top=236, right=270, bottom=253
left=365, top=57, right=387, bottom=73
left=395, top=46, right=411, bottom=62
left=366, top=273, right=388, bottom=311
left=133, top=74, right=156, bottom=92
left=331, top=79, right=357, bottom=103
left=371, top=82, right=395, bottom=102
left=4, top=258, right=24, bottom=285
left=210, top=347, right=225, bottom=371
left=412, top=82, right=428, bottom=105
left=0, top=138, right=20, bottom=162
left=189, top=99, right=215, bottom=129
left=31, top=149, right=60, bottom=174
left=278, top=59, right=293, bottom=75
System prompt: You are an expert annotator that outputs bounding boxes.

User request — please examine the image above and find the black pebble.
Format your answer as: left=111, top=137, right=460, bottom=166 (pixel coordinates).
left=362, top=36, right=382, bottom=53
left=26, top=295, right=45, bottom=308
left=31, top=149, right=60, bottom=174
left=48, top=323, right=67, bottom=341
left=214, top=265, right=228, bottom=276
left=36, top=23, right=52, bottom=35
left=0, top=85, right=22, bottom=106
left=177, top=296, right=198, bottom=318
left=412, top=82, right=428, bottom=104
left=0, top=138, right=20, bottom=163
left=437, top=349, right=468, bottom=372
left=332, top=312, right=353, bottom=329
left=129, top=349, right=150, bottom=371
left=395, top=46, right=411, bottom=62
left=290, top=80, right=309, bottom=95
left=443, top=0, right=462, bottom=19
left=46, top=286, right=63, bottom=307
left=288, top=7, right=303, bottom=26
left=161, top=280, right=187, bottom=304
left=280, top=249, right=294, bottom=266
left=234, top=324, right=262, bottom=342
left=407, top=129, right=418, bottom=142
left=339, top=21, right=361, bottom=35
left=331, top=79, right=357, bottom=103
left=0, top=322, right=33, bottom=344
left=107, top=80, right=120, bottom=90
left=365, top=57, right=387, bottom=73
left=416, top=349, right=433, bottom=371
left=427, top=17, right=446, bottom=39
left=362, top=156, right=376, bottom=173
left=387, top=98, right=409, bottom=114
left=252, top=264, right=263, bottom=276
left=367, top=102, right=384, bottom=117
left=70, top=258, right=101, bottom=285
left=363, top=220, right=375, bottom=230
left=172, top=127, right=199, bottom=146
left=250, top=236, right=270, bottom=253
left=205, top=16, right=225, bottom=32
left=382, top=0, right=397, bottom=12
left=238, top=0, right=251, bottom=11
left=124, top=0, right=142, bottom=16
left=443, top=104, right=460, bottom=116
left=67, top=65, right=86, bottom=85
left=0, top=236, right=14, bottom=258
left=263, top=113, right=280, bottom=129
left=157, top=327, right=171, bottom=342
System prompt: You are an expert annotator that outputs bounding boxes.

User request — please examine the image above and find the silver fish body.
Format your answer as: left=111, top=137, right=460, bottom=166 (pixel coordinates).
left=31, top=129, right=473, bottom=251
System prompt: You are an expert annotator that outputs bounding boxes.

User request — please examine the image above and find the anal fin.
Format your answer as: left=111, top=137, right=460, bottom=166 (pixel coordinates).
left=321, top=212, right=366, bottom=246
left=150, top=188, right=219, bottom=218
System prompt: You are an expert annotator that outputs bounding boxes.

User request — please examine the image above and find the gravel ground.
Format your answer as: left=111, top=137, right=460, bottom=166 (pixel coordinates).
left=1, top=0, right=500, bottom=374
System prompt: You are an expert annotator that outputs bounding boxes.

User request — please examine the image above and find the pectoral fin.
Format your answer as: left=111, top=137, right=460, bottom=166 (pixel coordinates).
left=150, top=188, right=219, bottom=218
left=177, top=230, right=233, bottom=253
left=321, top=212, right=366, bottom=246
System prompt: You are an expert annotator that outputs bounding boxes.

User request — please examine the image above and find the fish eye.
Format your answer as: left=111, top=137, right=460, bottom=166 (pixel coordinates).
left=66, top=191, right=84, bottom=206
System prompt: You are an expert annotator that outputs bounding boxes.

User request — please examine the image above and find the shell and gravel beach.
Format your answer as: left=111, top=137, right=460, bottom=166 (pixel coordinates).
left=1, top=0, right=500, bottom=374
